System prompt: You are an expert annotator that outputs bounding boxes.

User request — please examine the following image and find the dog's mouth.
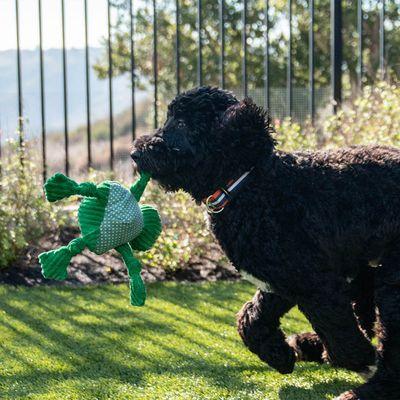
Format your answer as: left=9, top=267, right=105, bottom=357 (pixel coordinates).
left=131, top=149, right=171, bottom=182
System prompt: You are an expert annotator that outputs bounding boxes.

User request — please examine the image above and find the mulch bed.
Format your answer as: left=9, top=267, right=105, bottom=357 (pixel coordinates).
left=0, top=227, right=240, bottom=287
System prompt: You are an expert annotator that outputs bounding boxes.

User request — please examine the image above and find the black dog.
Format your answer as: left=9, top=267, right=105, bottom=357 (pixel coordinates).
left=132, top=86, right=400, bottom=400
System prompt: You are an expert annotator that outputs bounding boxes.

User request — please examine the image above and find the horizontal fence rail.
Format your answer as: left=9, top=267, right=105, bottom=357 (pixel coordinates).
left=0, top=0, right=397, bottom=181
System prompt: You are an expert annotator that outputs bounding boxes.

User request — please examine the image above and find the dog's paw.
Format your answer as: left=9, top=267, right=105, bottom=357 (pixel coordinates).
left=286, top=332, right=324, bottom=363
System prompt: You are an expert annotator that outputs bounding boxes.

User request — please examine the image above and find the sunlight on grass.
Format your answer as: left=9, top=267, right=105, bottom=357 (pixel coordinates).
left=0, top=282, right=362, bottom=400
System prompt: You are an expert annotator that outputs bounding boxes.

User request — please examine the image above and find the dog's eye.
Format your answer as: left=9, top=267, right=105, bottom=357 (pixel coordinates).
left=177, top=120, right=186, bottom=129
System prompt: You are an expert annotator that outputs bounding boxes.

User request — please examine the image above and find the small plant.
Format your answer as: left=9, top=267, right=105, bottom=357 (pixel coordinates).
left=0, top=140, right=63, bottom=268
left=322, top=81, right=400, bottom=148
left=139, top=183, right=214, bottom=271
left=275, top=117, right=318, bottom=152
left=275, top=81, right=400, bottom=152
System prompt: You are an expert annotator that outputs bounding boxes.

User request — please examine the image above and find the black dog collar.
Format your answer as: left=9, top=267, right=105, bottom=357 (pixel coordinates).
left=203, top=169, right=253, bottom=214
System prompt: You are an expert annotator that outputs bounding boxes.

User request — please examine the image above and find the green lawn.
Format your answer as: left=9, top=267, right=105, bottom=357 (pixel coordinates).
left=0, top=281, right=361, bottom=400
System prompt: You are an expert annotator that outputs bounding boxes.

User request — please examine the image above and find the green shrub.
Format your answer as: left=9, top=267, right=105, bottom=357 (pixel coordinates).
left=275, top=117, right=318, bottom=152
left=136, top=183, right=215, bottom=271
left=0, top=141, right=63, bottom=268
left=2, top=81, right=398, bottom=272
left=275, top=81, right=400, bottom=151
left=322, top=82, right=400, bottom=147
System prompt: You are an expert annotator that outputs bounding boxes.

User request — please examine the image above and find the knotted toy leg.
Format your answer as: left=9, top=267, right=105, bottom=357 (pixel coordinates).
left=129, top=172, right=151, bottom=202
left=116, top=243, right=146, bottom=306
left=39, top=237, right=87, bottom=280
left=44, top=173, right=99, bottom=202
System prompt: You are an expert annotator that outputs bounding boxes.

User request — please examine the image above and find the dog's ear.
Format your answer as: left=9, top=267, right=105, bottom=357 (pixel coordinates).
left=219, top=98, right=275, bottom=149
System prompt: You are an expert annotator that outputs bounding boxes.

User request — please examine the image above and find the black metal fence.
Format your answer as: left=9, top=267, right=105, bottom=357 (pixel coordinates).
left=2, top=0, right=396, bottom=181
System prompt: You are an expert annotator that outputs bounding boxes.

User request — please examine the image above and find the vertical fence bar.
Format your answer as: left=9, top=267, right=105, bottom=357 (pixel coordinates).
left=84, top=0, right=92, bottom=169
left=242, top=0, right=248, bottom=98
left=107, top=0, right=114, bottom=170
left=264, top=0, right=270, bottom=110
left=61, top=0, right=69, bottom=175
left=309, top=0, right=315, bottom=122
left=38, top=0, right=46, bottom=180
left=175, top=0, right=181, bottom=94
left=357, top=0, right=363, bottom=90
left=129, top=0, right=136, bottom=139
left=153, top=0, right=158, bottom=128
left=331, top=0, right=342, bottom=114
left=15, top=0, right=24, bottom=162
left=0, top=127, right=2, bottom=175
left=379, top=0, right=385, bottom=78
left=197, top=0, right=203, bottom=86
left=219, top=0, right=225, bottom=89
left=287, top=0, right=292, bottom=118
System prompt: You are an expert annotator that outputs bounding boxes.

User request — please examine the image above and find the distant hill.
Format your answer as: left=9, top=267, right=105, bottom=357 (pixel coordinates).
left=0, top=47, right=146, bottom=140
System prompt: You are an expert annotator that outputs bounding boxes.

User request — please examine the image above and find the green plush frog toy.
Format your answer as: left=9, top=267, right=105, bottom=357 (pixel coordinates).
left=38, top=172, right=161, bottom=307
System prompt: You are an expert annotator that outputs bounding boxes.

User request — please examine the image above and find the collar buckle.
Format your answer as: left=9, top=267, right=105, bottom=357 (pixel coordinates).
left=203, top=168, right=253, bottom=214
left=205, top=195, right=225, bottom=214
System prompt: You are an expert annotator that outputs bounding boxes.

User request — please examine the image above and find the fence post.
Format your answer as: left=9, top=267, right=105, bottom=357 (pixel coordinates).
left=197, top=0, right=203, bottom=87
left=15, top=0, right=24, bottom=165
left=357, top=0, right=363, bottom=90
left=331, top=0, right=342, bottom=114
left=107, top=0, right=114, bottom=171
left=129, top=0, right=136, bottom=140
left=219, top=0, right=225, bottom=89
left=38, top=0, right=47, bottom=181
left=61, top=0, right=69, bottom=175
left=153, top=0, right=158, bottom=129
left=379, top=0, right=385, bottom=79
left=84, top=0, right=92, bottom=170
left=175, top=0, right=181, bottom=94
left=309, top=0, right=315, bottom=123
left=287, top=0, right=292, bottom=118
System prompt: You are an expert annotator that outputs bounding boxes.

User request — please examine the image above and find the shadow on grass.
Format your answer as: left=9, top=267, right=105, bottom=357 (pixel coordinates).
left=0, top=282, right=358, bottom=399
left=279, top=378, right=359, bottom=400
left=0, top=282, right=262, bottom=398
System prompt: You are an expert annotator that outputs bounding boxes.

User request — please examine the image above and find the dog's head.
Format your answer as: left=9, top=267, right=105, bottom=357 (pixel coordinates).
left=132, top=86, right=275, bottom=200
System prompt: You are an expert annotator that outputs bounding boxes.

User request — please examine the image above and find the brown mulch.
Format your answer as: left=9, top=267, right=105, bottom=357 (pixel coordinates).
left=0, top=226, right=240, bottom=287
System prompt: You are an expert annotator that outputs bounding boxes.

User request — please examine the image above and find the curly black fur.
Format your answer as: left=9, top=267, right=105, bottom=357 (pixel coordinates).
left=132, top=86, right=400, bottom=399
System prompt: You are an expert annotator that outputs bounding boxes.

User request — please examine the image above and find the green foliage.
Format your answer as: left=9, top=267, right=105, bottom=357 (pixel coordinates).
left=2, top=82, right=400, bottom=274
left=138, top=183, right=214, bottom=271
left=275, top=117, right=318, bottom=152
left=275, top=81, right=400, bottom=151
left=0, top=141, right=64, bottom=268
left=322, top=81, right=400, bottom=148
left=95, top=0, right=400, bottom=112
left=0, top=281, right=362, bottom=399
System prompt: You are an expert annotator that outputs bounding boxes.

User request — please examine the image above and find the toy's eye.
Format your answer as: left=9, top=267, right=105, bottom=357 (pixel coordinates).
left=177, top=120, right=186, bottom=129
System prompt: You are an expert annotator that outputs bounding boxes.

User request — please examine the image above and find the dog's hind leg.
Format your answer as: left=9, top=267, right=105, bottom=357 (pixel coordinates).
left=287, top=267, right=377, bottom=367
left=350, top=266, right=377, bottom=340
left=336, top=250, right=400, bottom=400
left=287, top=268, right=377, bottom=367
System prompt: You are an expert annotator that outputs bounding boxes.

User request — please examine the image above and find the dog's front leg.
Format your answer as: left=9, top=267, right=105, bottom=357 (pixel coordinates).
left=298, top=273, right=376, bottom=373
left=236, top=289, right=296, bottom=374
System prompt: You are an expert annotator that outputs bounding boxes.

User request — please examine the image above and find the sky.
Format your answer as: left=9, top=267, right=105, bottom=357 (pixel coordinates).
left=0, top=0, right=110, bottom=51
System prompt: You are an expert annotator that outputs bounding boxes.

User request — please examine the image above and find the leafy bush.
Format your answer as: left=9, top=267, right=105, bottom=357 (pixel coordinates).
left=0, top=141, right=64, bottom=268
left=2, top=81, right=399, bottom=272
left=139, top=184, right=214, bottom=270
left=275, top=81, right=400, bottom=151
left=322, top=82, right=400, bottom=147
left=274, top=117, right=318, bottom=152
